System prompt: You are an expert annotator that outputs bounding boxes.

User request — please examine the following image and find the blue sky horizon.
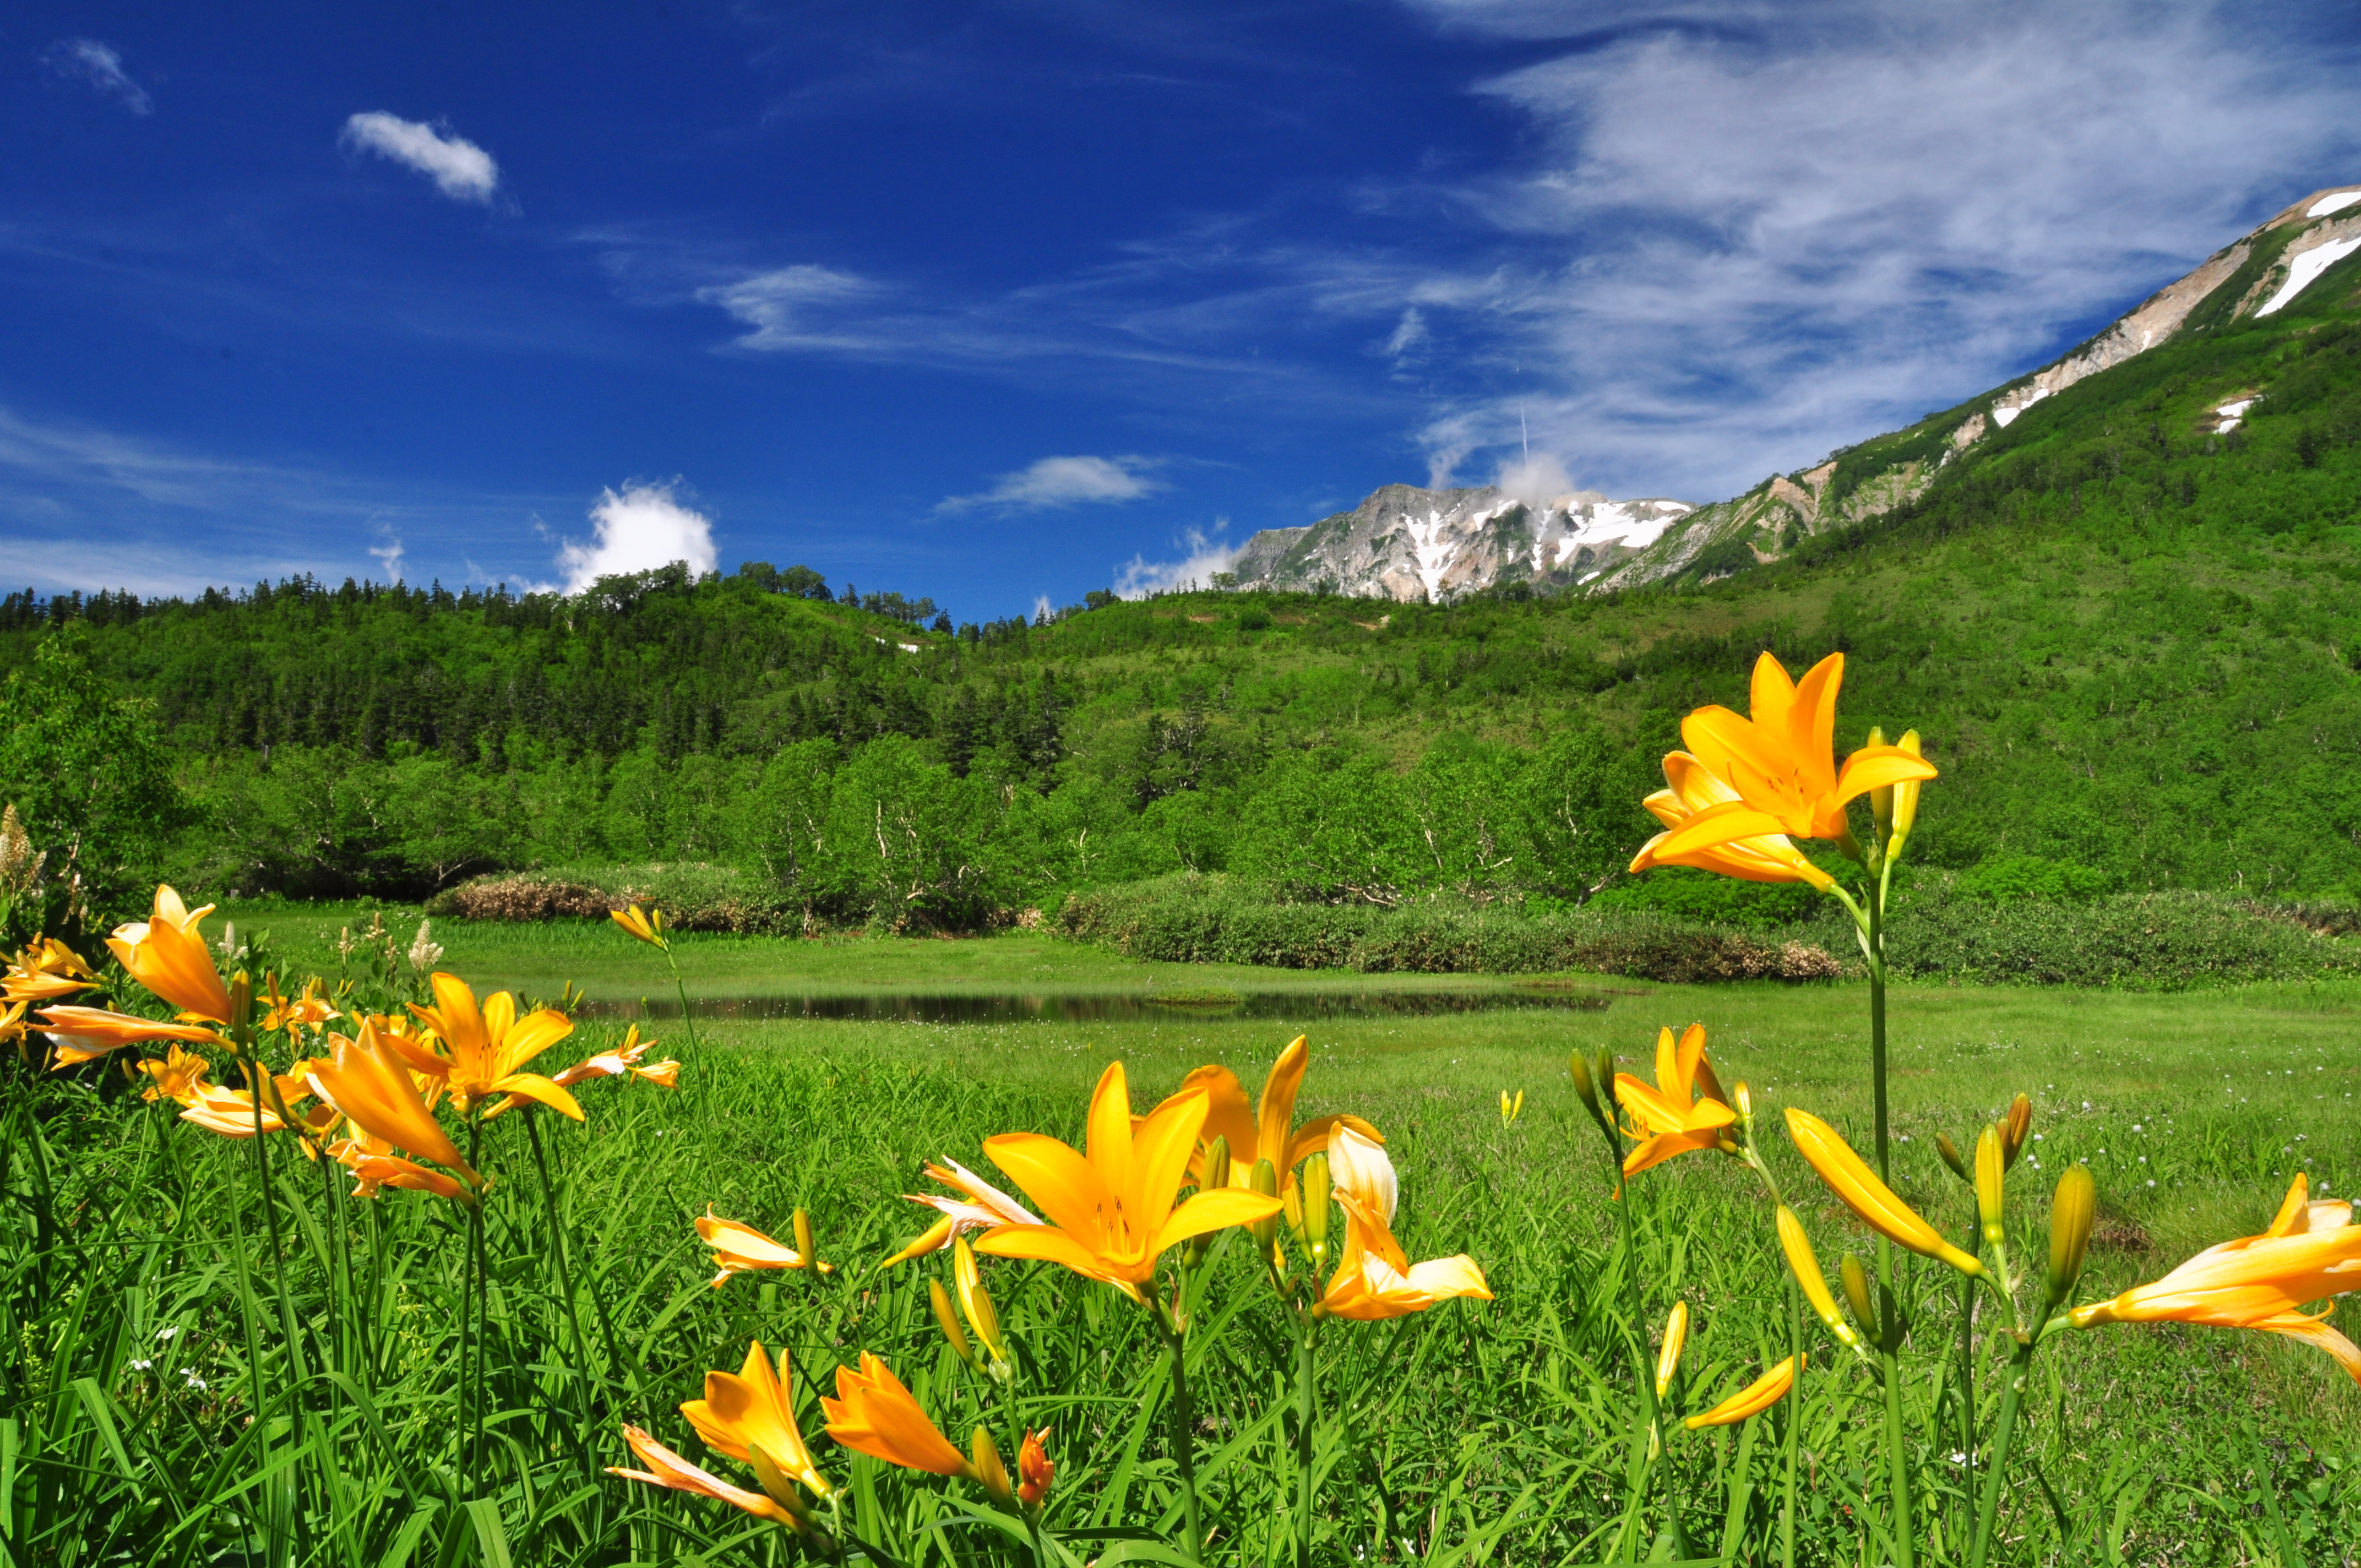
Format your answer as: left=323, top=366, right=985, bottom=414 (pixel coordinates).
left=6, top=2, right=2358, bottom=622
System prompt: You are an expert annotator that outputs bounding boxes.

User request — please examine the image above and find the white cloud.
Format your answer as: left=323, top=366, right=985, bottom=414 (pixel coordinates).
left=43, top=39, right=150, bottom=114
left=368, top=519, right=406, bottom=583
left=340, top=112, right=500, bottom=204
left=1494, top=452, right=1575, bottom=508
left=553, top=480, right=718, bottom=591
left=696, top=265, right=888, bottom=351
left=1116, top=524, right=1240, bottom=598
left=938, top=455, right=1163, bottom=514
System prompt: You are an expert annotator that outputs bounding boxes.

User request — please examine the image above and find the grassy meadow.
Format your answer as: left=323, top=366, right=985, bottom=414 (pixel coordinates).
left=12, top=916, right=2361, bottom=1566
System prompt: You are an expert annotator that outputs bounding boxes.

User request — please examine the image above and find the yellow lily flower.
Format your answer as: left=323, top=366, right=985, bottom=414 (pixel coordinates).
left=1499, top=1089, right=1524, bottom=1125
left=885, top=1156, right=1045, bottom=1261
left=681, top=1341, right=834, bottom=1500
left=611, top=1424, right=803, bottom=1527
left=1630, top=751, right=1838, bottom=889
left=1786, top=1109, right=1983, bottom=1276
left=612, top=903, right=670, bottom=949
left=180, top=1072, right=315, bottom=1138
left=697, top=1207, right=815, bottom=1288
left=304, top=1022, right=479, bottom=1185
left=1327, top=1124, right=1398, bottom=1222
left=1684, top=1354, right=1802, bottom=1429
left=3, top=936, right=97, bottom=1002
left=822, top=1352, right=976, bottom=1478
left=1667, top=652, right=1939, bottom=850
left=37, top=1005, right=221, bottom=1068
left=106, top=885, right=234, bottom=1023
left=1018, top=1428, right=1053, bottom=1508
left=136, top=1043, right=212, bottom=1106
left=1140, top=1035, right=1382, bottom=1190
left=406, top=972, right=582, bottom=1119
left=483, top=1025, right=679, bottom=1119
left=1315, top=1189, right=1492, bottom=1321
left=1776, top=1205, right=1867, bottom=1353
left=975, top=1061, right=1283, bottom=1303
left=259, top=976, right=340, bottom=1036
left=1615, top=1024, right=1739, bottom=1175
left=2070, top=1173, right=2361, bottom=1382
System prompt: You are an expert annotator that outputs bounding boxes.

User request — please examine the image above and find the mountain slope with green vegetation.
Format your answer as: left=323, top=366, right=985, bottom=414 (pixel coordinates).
left=6, top=195, right=2361, bottom=945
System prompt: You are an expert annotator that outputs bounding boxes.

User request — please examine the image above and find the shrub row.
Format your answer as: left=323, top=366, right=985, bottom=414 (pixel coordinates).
left=1053, top=876, right=1841, bottom=984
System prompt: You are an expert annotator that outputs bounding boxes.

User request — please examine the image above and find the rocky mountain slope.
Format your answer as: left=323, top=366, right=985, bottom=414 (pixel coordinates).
left=1226, top=182, right=2361, bottom=602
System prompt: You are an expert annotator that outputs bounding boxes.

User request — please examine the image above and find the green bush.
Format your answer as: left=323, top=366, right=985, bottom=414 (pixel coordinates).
left=1952, top=853, right=2113, bottom=903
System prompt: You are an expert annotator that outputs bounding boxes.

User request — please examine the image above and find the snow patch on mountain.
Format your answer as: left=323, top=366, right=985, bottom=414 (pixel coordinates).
left=2308, top=189, right=2361, bottom=219
left=2257, top=235, right=2361, bottom=316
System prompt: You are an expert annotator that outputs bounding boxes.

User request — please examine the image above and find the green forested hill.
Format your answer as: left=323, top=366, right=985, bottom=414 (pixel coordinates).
left=6, top=231, right=2361, bottom=921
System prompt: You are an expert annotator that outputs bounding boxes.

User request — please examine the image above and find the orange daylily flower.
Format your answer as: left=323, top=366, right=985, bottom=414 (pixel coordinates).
left=137, top=1043, right=212, bottom=1106
left=821, top=1352, right=975, bottom=1478
left=610, top=1424, right=802, bottom=1527
left=975, top=1061, right=1284, bottom=1303
left=1629, top=752, right=1837, bottom=889
left=107, top=885, right=235, bottom=1023
left=1684, top=1354, right=1803, bottom=1429
left=1017, top=1429, right=1053, bottom=1508
left=483, top=1025, right=679, bottom=1119
left=2070, top=1174, right=2361, bottom=1384
left=1787, top=1109, right=1983, bottom=1276
left=1315, top=1189, right=1492, bottom=1321
left=1615, top=1024, right=1739, bottom=1175
left=1638, top=654, right=1938, bottom=868
left=1141, top=1035, right=1383, bottom=1189
left=696, top=1207, right=819, bottom=1288
left=328, top=1131, right=470, bottom=1202
left=681, top=1341, right=834, bottom=1500
left=405, top=973, right=581, bottom=1119
left=305, top=1023, right=480, bottom=1185
left=37, top=1005, right=222, bottom=1068
left=3, top=937, right=97, bottom=1002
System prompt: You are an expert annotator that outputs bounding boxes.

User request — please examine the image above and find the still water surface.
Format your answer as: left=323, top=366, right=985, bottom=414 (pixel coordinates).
left=576, top=989, right=1615, bottom=1025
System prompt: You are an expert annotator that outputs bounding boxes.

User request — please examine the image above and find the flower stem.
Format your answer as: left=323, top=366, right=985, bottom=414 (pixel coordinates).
left=1296, top=1316, right=1319, bottom=1568
left=525, top=1108, right=601, bottom=1482
left=1782, top=1280, right=1800, bottom=1568
left=1864, top=872, right=1915, bottom=1568
left=666, top=948, right=700, bottom=1056
left=1968, top=1338, right=2037, bottom=1568
left=1157, top=1309, right=1207, bottom=1564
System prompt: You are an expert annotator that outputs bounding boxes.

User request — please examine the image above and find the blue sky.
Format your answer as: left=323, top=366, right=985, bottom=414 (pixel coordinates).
left=5, top=2, right=2357, bottom=620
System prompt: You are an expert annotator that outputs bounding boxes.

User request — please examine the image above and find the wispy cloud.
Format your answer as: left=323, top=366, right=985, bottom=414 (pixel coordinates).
left=938, top=455, right=1163, bottom=515
left=42, top=39, right=151, bottom=115
left=552, top=480, right=718, bottom=591
left=1368, top=0, right=2361, bottom=497
left=1115, top=524, right=1239, bottom=597
left=340, top=112, right=501, bottom=204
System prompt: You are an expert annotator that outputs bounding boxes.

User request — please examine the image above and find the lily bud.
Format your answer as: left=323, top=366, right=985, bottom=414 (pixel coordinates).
left=954, top=1237, right=1007, bottom=1364
left=793, top=1207, right=835, bottom=1276
left=1867, top=726, right=1894, bottom=837
left=1975, top=1122, right=2007, bottom=1250
left=1248, top=1157, right=1282, bottom=1250
left=1655, top=1300, right=1688, bottom=1401
left=1935, top=1131, right=1970, bottom=1184
left=1569, top=1049, right=1603, bottom=1123
left=1201, top=1134, right=1232, bottom=1194
left=749, top=1445, right=825, bottom=1528
left=1839, top=1254, right=1874, bottom=1333
left=1776, top=1206, right=1864, bottom=1354
left=228, top=971, right=255, bottom=1036
left=971, top=1428, right=1015, bottom=1509
left=1299, top=1151, right=1332, bottom=1270
left=929, top=1278, right=975, bottom=1366
left=2001, top=1093, right=2033, bottom=1170
left=1887, top=731, right=1924, bottom=862
left=2047, top=1164, right=2097, bottom=1309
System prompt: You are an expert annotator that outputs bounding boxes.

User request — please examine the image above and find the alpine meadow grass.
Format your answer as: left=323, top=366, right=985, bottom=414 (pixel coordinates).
left=7, top=937, right=2360, bottom=1565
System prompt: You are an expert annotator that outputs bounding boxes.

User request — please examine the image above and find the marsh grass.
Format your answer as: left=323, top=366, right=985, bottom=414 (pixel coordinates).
left=7, top=945, right=2361, bottom=1564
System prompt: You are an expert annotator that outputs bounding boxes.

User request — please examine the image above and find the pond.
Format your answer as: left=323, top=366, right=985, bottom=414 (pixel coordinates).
left=574, top=987, right=1618, bottom=1025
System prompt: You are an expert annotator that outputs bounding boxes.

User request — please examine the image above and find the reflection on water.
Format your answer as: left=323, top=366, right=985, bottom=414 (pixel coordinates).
left=574, top=988, right=1614, bottom=1024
